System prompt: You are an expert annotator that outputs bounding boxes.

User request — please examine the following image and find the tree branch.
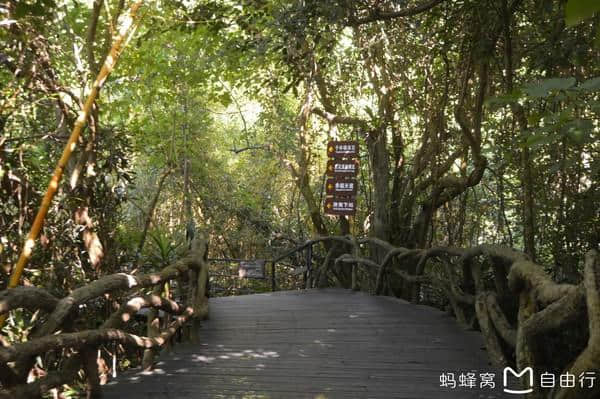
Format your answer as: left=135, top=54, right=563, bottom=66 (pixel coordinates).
left=311, top=107, right=369, bottom=130
left=229, top=145, right=271, bottom=154
left=30, top=240, right=206, bottom=340
left=0, top=287, right=58, bottom=315
left=0, top=309, right=193, bottom=364
left=102, top=294, right=184, bottom=329
left=348, top=0, right=448, bottom=26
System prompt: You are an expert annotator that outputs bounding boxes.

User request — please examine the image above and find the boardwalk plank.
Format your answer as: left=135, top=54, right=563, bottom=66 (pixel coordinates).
left=103, top=289, right=509, bottom=398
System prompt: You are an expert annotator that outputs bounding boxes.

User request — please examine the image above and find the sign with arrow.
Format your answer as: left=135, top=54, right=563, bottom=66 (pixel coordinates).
left=326, top=160, right=358, bottom=177
left=326, top=178, right=357, bottom=196
left=327, top=140, right=359, bottom=158
left=324, top=197, right=356, bottom=216
left=324, top=140, right=359, bottom=217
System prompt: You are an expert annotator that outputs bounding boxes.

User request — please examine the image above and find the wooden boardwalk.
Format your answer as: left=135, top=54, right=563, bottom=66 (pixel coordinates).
left=103, top=289, right=508, bottom=398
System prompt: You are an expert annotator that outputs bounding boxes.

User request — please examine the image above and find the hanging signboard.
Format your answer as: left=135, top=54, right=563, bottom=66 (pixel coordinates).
left=327, top=140, right=359, bottom=158
left=326, top=178, right=357, bottom=196
left=324, top=197, right=357, bottom=216
left=238, top=260, right=265, bottom=279
left=326, top=160, right=359, bottom=177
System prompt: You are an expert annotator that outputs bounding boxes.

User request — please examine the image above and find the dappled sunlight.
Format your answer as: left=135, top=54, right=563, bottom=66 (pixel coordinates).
left=140, top=368, right=165, bottom=376
left=193, top=345, right=280, bottom=362
left=191, top=355, right=215, bottom=363
left=313, top=339, right=333, bottom=349
left=116, top=273, right=138, bottom=288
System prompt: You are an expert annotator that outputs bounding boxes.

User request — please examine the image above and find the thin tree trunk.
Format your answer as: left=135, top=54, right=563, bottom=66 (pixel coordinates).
left=502, top=0, right=536, bottom=261
left=135, top=168, right=172, bottom=261
left=291, top=83, right=328, bottom=236
left=521, top=149, right=536, bottom=261
left=367, top=126, right=390, bottom=244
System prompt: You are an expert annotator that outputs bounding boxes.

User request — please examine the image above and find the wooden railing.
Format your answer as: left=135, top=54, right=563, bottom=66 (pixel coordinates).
left=0, top=238, right=209, bottom=399
left=6, top=234, right=594, bottom=398
left=274, top=235, right=600, bottom=399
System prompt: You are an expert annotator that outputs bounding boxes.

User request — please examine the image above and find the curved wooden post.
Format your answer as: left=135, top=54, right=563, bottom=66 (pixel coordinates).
left=305, top=244, right=313, bottom=289
left=82, top=347, right=101, bottom=399
left=188, top=237, right=209, bottom=342
left=141, top=286, right=162, bottom=370
left=351, top=237, right=359, bottom=291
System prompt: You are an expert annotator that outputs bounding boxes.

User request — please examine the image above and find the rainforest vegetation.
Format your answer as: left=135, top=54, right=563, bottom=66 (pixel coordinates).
left=0, top=0, right=599, bottom=398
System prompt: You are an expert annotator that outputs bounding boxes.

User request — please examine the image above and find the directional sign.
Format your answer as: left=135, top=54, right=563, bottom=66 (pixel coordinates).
left=324, top=197, right=356, bottom=216
left=327, top=140, right=359, bottom=158
left=326, top=160, right=358, bottom=177
left=326, top=178, right=357, bottom=196
left=238, top=260, right=265, bottom=279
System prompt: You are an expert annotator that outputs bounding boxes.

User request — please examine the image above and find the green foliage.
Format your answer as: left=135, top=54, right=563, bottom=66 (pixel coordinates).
left=13, top=0, right=56, bottom=18
left=147, top=230, right=183, bottom=268
left=522, top=77, right=576, bottom=97
left=565, top=0, right=600, bottom=26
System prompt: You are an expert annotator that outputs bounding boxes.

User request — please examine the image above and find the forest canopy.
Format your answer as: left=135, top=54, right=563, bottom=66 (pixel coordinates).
left=3, top=0, right=597, bottom=284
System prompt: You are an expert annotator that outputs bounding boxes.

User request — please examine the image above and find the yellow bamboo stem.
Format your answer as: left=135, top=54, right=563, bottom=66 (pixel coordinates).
left=1, top=1, right=144, bottom=328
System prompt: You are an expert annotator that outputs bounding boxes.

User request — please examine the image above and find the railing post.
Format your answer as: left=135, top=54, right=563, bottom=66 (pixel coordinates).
left=82, top=347, right=101, bottom=399
left=351, top=236, right=359, bottom=291
left=271, top=261, right=276, bottom=291
left=306, top=244, right=313, bottom=289
left=141, top=285, right=162, bottom=370
left=188, top=237, right=209, bottom=343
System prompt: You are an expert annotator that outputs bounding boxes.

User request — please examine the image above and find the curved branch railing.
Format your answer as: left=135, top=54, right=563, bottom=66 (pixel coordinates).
left=7, top=235, right=594, bottom=398
left=0, top=238, right=210, bottom=399
left=273, top=236, right=599, bottom=399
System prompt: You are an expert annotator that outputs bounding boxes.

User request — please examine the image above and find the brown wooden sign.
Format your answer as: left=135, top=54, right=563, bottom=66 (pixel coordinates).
left=326, top=160, right=358, bottom=177
left=238, top=260, right=265, bottom=279
left=324, top=197, right=356, bottom=216
left=326, top=178, right=357, bottom=196
left=327, top=140, right=359, bottom=158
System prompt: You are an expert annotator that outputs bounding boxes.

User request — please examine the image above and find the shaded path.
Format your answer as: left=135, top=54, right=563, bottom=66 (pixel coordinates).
left=103, top=289, right=507, bottom=398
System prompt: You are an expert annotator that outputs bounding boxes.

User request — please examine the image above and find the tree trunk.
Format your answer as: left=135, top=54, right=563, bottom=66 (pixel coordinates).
left=366, top=126, right=390, bottom=245
left=520, top=148, right=536, bottom=262
left=135, top=168, right=172, bottom=262
left=502, top=2, right=536, bottom=261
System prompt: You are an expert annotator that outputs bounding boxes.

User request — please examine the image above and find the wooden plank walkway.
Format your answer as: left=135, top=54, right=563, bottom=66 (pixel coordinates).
left=103, top=289, right=509, bottom=398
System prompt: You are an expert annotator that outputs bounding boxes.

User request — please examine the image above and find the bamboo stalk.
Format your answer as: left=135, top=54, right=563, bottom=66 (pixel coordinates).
left=0, top=1, right=144, bottom=328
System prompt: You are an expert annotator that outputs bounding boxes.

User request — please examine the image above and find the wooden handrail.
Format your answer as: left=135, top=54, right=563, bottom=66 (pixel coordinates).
left=3, top=234, right=595, bottom=399
left=289, top=235, right=599, bottom=399
left=0, top=237, right=209, bottom=398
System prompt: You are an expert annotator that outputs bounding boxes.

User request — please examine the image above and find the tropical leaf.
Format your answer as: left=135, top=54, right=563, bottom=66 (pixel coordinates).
left=522, top=78, right=576, bottom=98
